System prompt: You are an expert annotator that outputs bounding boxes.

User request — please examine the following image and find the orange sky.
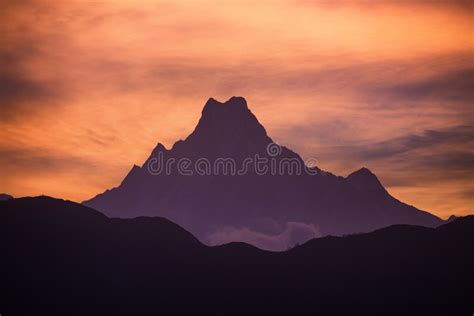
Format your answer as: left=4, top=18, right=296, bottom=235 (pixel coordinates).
left=1, top=0, right=473, bottom=218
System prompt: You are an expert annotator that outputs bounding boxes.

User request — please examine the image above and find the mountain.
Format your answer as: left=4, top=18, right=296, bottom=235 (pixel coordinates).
left=1, top=197, right=472, bottom=315
left=84, top=96, right=442, bottom=250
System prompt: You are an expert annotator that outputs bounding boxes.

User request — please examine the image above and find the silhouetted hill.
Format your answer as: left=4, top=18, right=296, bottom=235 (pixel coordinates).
left=0, top=196, right=204, bottom=255
left=84, top=97, right=443, bottom=250
left=0, top=193, right=12, bottom=201
left=1, top=197, right=472, bottom=315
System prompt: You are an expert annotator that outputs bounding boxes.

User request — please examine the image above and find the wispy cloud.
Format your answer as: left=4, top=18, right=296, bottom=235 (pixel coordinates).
left=207, top=222, right=321, bottom=251
left=0, top=0, right=472, bottom=217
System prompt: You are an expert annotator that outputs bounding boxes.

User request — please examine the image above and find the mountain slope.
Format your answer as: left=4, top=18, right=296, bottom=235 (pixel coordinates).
left=84, top=96, right=442, bottom=250
left=1, top=197, right=472, bottom=315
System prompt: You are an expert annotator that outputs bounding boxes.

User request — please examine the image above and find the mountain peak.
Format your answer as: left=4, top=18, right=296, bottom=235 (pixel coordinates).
left=201, top=96, right=250, bottom=121
left=84, top=97, right=444, bottom=249
left=349, top=167, right=375, bottom=177
left=181, top=97, right=270, bottom=155
left=346, top=167, right=387, bottom=195
left=150, top=142, right=168, bottom=155
left=347, top=167, right=378, bottom=182
left=203, top=96, right=248, bottom=113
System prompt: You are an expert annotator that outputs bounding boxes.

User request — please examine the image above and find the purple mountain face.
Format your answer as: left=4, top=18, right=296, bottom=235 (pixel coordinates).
left=83, top=97, right=442, bottom=250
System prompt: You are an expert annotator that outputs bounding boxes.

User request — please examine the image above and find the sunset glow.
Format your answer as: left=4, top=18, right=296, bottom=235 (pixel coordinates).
left=1, top=0, right=473, bottom=218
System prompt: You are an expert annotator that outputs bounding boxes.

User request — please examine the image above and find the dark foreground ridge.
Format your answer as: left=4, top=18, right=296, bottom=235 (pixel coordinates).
left=0, top=193, right=12, bottom=201
left=1, top=197, right=473, bottom=315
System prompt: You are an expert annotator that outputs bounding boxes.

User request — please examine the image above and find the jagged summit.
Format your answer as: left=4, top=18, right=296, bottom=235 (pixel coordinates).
left=192, top=96, right=266, bottom=137
left=153, top=143, right=168, bottom=152
left=203, top=96, right=249, bottom=112
left=172, top=97, right=272, bottom=158
left=147, top=142, right=168, bottom=159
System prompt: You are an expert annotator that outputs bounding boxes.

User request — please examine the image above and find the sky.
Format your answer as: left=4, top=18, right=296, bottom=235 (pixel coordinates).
left=0, top=0, right=473, bottom=218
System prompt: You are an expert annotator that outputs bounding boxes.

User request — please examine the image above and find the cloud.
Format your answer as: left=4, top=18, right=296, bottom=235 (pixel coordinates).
left=0, top=0, right=471, bottom=217
left=206, top=221, right=321, bottom=251
left=0, top=144, right=128, bottom=202
left=0, top=147, right=93, bottom=174
left=294, top=0, right=474, bottom=10
left=0, top=74, right=58, bottom=108
left=373, top=68, right=474, bottom=103
left=355, top=125, right=474, bottom=161
left=305, top=125, right=474, bottom=181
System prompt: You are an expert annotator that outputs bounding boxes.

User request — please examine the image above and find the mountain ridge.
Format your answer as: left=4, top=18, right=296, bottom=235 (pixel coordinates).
left=0, top=195, right=466, bottom=251
left=83, top=96, right=443, bottom=250
left=0, top=193, right=13, bottom=201
left=1, top=196, right=472, bottom=315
